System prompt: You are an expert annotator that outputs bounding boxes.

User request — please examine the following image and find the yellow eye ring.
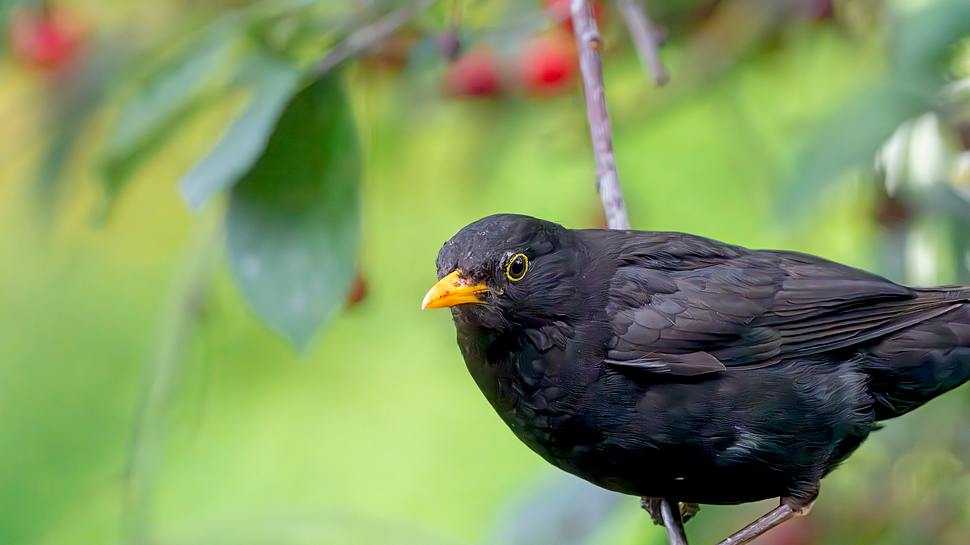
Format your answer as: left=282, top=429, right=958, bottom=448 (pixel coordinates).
left=505, top=253, right=529, bottom=282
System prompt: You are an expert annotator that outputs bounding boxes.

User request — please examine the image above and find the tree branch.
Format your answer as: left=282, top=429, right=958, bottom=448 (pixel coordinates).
left=617, top=0, right=668, bottom=86
left=573, top=0, right=684, bottom=542
left=315, top=0, right=437, bottom=77
left=571, top=0, right=631, bottom=230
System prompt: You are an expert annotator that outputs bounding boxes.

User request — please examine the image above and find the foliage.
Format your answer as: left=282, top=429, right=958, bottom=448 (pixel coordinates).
left=781, top=0, right=970, bottom=220
left=3, top=1, right=970, bottom=545
left=225, top=73, right=360, bottom=348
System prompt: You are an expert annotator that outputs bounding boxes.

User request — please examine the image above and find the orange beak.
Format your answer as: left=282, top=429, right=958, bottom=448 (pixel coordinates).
left=421, top=270, right=490, bottom=309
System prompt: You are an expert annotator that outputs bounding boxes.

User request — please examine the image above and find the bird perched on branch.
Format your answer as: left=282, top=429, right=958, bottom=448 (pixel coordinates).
left=422, top=214, right=970, bottom=545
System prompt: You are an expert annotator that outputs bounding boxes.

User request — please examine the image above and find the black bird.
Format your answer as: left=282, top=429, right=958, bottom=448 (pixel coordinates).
left=421, top=214, right=970, bottom=545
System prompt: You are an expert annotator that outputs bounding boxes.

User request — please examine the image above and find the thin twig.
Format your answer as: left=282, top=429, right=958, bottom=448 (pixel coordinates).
left=617, top=0, right=668, bottom=86
left=315, top=0, right=438, bottom=77
left=122, top=218, right=220, bottom=545
left=571, top=0, right=631, bottom=230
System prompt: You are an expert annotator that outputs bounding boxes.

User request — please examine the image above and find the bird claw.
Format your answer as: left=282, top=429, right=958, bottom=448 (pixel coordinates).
left=681, top=502, right=700, bottom=522
left=640, top=497, right=701, bottom=526
left=640, top=497, right=665, bottom=526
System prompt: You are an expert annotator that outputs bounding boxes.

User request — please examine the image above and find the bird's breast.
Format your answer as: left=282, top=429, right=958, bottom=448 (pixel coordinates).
left=456, top=324, right=611, bottom=466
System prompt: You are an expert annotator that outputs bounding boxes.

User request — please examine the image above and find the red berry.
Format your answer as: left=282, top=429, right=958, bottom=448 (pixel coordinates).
left=519, top=35, right=577, bottom=95
left=543, top=0, right=604, bottom=34
left=9, top=7, right=84, bottom=72
left=444, top=49, right=502, bottom=98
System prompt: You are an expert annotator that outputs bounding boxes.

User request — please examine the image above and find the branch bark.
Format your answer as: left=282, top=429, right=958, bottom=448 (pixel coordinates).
left=617, top=0, right=668, bottom=86
left=571, top=0, right=631, bottom=231
left=572, top=1, right=684, bottom=543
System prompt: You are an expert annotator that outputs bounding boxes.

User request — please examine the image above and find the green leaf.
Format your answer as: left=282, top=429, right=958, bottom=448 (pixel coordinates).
left=777, top=1, right=970, bottom=223
left=226, top=74, right=360, bottom=349
left=890, top=0, right=970, bottom=81
left=778, top=85, right=923, bottom=221
left=101, top=19, right=239, bottom=198
left=179, top=54, right=301, bottom=210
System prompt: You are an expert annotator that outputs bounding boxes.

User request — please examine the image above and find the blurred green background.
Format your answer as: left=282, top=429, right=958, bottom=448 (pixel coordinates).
left=3, top=1, right=970, bottom=544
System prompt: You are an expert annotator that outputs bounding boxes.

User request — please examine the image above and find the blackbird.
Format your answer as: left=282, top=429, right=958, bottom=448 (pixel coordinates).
left=421, top=214, right=970, bottom=545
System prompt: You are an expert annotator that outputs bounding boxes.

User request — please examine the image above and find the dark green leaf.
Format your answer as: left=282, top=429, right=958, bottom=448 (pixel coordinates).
left=179, top=54, right=301, bottom=210
left=101, top=19, right=239, bottom=198
left=226, top=74, right=360, bottom=349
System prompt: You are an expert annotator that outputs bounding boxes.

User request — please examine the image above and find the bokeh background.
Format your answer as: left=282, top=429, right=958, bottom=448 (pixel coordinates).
left=4, top=1, right=970, bottom=544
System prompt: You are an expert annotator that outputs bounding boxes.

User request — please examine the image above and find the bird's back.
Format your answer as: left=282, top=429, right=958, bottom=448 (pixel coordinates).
left=575, top=228, right=970, bottom=419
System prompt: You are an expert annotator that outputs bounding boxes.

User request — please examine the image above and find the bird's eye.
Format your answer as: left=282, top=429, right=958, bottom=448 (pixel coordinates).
left=505, top=253, right=529, bottom=282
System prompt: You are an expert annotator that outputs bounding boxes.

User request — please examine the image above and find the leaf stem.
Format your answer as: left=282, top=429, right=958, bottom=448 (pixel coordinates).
left=123, top=216, right=220, bottom=544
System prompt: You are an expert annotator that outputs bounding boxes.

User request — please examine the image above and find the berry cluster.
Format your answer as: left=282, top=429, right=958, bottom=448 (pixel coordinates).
left=443, top=1, right=605, bottom=99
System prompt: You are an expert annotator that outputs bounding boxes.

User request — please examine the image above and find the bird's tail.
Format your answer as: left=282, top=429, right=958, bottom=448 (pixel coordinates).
left=863, top=297, right=970, bottom=420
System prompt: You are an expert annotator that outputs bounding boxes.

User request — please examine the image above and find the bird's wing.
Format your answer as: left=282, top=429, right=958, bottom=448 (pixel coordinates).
left=603, top=234, right=965, bottom=376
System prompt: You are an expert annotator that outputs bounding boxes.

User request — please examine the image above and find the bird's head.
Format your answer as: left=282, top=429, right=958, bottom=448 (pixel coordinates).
left=422, top=214, right=585, bottom=332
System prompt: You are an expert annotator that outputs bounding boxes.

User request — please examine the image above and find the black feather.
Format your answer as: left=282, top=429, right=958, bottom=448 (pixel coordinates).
left=433, top=214, right=970, bottom=505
